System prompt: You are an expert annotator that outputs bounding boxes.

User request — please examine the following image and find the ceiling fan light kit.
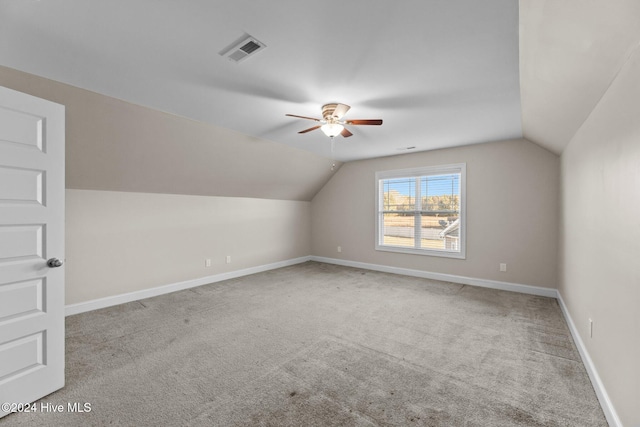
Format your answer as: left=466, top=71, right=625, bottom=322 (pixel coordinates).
left=320, top=123, right=344, bottom=138
left=286, top=103, right=383, bottom=140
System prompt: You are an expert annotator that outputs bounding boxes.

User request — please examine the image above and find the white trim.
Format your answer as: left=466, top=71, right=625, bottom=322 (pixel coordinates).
left=556, top=292, right=622, bottom=427
left=312, top=256, right=617, bottom=425
left=374, top=244, right=466, bottom=259
left=65, top=256, right=311, bottom=316
left=376, top=163, right=466, bottom=180
left=64, top=254, right=617, bottom=426
left=311, top=256, right=557, bottom=298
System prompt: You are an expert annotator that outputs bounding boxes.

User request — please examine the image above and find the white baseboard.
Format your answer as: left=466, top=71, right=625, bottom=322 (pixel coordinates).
left=313, top=256, right=621, bottom=425
left=556, top=292, right=622, bottom=427
left=64, top=254, right=617, bottom=427
left=67, top=255, right=556, bottom=316
left=65, top=256, right=311, bottom=316
left=310, top=256, right=558, bottom=298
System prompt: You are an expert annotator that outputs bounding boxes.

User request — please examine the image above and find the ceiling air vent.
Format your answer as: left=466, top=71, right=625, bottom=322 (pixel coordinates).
left=219, top=34, right=266, bottom=63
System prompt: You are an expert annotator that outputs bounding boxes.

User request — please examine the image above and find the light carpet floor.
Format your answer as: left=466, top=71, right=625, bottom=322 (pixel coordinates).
left=2, top=262, right=607, bottom=426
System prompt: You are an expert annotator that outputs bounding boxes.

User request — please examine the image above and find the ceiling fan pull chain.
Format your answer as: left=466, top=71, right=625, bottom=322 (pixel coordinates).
left=330, top=137, right=336, bottom=171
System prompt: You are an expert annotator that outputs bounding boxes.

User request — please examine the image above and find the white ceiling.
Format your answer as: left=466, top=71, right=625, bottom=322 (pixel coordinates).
left=0, top=0, right=522, bottom=162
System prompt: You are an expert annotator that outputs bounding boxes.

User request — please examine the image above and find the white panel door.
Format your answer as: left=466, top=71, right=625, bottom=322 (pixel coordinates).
left=0, top=86, right=65, bottom=418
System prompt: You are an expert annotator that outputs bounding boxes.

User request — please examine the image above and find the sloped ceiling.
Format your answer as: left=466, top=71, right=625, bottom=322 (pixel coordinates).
left=0, top=0, right=521, bottom=162
left=2, top=0, right=637, bottom=202
left=0, top=65, right=338, bottom=201
left=519, top=0, right=640, bottom=153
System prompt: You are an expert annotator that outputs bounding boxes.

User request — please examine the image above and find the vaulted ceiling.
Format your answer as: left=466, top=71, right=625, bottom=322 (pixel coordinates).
left=1, top=1, right=638, bottom=162
left=0, top=0, right=522, bottom=162
left=519, top=0, right=640, bottom=154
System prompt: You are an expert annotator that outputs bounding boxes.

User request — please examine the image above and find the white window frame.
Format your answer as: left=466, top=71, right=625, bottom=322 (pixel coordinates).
left=375, top=163, right=466, bottom=259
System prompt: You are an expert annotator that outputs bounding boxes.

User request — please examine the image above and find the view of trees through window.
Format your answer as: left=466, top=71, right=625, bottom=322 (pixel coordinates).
left=380, top=174, right=460, bottom=251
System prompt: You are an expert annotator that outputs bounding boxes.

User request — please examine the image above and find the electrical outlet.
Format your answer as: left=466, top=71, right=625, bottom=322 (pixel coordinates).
left=499, top=263, right=507, bottom=272
left=226, top=255, right=231, bottom=264
left=337, top=246, right=342, bottom=253
left=589, top=318, right=593, bottom=338
left=205, top=258, right=211, bottom=267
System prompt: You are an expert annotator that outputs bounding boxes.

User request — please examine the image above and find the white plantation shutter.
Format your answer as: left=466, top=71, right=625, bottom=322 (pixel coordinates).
left=375, top=164, right=466, bottom=259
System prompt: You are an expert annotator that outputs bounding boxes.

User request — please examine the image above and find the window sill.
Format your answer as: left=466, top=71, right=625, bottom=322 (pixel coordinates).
left=375, top=244, right=466, bottom=259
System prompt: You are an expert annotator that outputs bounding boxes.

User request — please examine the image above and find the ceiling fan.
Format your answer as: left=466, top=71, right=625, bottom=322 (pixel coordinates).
left=286, top=103, right=383, bottom=138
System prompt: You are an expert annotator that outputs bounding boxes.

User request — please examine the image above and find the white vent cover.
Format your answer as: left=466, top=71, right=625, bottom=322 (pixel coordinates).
left=220, top=35, right=266, bottom=63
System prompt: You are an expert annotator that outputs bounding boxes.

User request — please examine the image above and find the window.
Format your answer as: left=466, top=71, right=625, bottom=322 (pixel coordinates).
left=375, top=164, right=466, bottom=258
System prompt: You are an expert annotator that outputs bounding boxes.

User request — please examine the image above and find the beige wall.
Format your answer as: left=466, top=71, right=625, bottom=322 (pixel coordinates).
left=0, top=66, right=321, bottom=306
left=66, top=189, right=310, bottom=305
left=0, top=65, right=338, bottom=201
left=311, top=138, right=559, bottom=288
left=560, top=46, right=640, bottom=427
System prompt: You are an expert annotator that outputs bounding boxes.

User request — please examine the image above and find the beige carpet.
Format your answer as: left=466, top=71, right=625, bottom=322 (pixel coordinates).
left=2, top=262, right=607, bottom=426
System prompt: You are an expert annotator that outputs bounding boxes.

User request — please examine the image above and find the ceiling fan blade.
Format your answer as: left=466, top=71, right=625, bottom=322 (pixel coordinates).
left=286, top=114, right=321, bottom=122
left=341, top=127, right=353, bottom=138
left=345, top=119, right=383, bottom=125
left=332, top=103, right=351, bottom=119
left=298, top=125, right=321, bottom=134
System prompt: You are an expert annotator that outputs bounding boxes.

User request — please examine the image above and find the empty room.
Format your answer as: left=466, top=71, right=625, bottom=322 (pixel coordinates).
left=0, top=1, right=638, bottom=426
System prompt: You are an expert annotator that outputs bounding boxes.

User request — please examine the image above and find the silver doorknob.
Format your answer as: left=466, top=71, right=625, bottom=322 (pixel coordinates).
left=47, top=258, right=63, bottom=268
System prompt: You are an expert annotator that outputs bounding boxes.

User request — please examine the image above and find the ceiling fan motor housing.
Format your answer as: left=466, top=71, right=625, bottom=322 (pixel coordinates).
left=322, top=103, right=340, bottom=120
